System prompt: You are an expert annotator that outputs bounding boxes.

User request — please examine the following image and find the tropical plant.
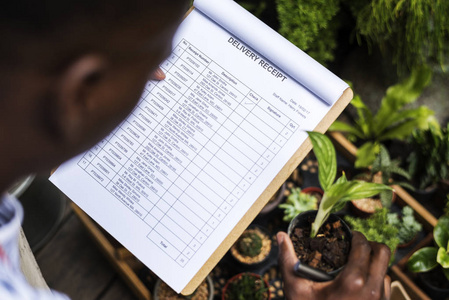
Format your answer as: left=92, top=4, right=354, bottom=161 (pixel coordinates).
left=330, top=67, right=436, bottom=168
left=407, top=124, right=449, bottom=190
left=345, top=208, right=400, bottom=262
left=386, top=206, right=422, bottom=245
left=224, top=273, right=268, bottom=300
left=307, top=131, right=392, bottom=237
left=279, top=188, right=318, bottom=221
left=357, top=144, right=414, bottom=207
left=407, top=216, right=449, bottom=281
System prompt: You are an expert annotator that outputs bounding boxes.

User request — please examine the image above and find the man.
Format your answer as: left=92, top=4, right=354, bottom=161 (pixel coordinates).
left=0, top=1, right=390, bottom=298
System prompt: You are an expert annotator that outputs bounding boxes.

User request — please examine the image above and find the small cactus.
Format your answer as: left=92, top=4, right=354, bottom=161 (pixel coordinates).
left=237, top=232, right=262, bottom=257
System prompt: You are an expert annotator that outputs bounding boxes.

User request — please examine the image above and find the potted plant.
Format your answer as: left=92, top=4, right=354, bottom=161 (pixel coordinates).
left=278, top=187, right=319, bottom=222
left=387, top=206, right=422, bottom=248
left=222, top=272, right=270, bottom=300
left=301, top=186, right=324, bottom=202
left=230, top=225, right=272, bottom=270
left=287, top=132, right=392, bottom=276
left=330, top=67, right=436, bottom=168
left=345, top=208, right=401, bottom=262
left=350, top=145, right=414, bottom=216
left=407, top=124, right=449, bottom=204
left=153, top=276, right=214, bottom=300
left=407, top=215, right=449, bottom=299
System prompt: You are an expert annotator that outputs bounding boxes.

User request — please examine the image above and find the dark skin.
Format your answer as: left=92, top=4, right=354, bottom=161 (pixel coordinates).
left=0, top=2, right=390, bottom=298
left=277, top=231, right=392, bottom=299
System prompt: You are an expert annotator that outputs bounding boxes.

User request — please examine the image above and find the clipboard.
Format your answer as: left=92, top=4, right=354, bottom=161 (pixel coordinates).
left=50, top=3, right=354, bottom=296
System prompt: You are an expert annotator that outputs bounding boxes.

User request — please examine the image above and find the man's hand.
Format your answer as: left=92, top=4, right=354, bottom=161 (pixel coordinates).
left=277, top=231, right=391, bottom=300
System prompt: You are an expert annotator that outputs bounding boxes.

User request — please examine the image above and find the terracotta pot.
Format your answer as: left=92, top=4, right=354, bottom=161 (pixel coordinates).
left=301, top=186, right=324, bottom=204
left=350, top=188, right=398, bottom=218
left=287, top=210, right=352, bottom=279
left=222, top=273, right=271, bottom=300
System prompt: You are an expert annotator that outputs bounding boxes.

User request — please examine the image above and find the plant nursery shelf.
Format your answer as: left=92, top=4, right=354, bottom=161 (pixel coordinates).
left=71, top=131, right=439, bottom=300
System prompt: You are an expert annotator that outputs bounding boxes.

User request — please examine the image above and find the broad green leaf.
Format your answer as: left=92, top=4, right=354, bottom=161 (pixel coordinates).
left=407, top=247, right=438, bottom=273
left=307, top=132, right=336, bottom=192
left=437, top=247, right=449, bottom=268
left=326, top=181, right=392, bottom=203
left=329, top=121, right=365, bottom=139
left=381, top=66, right=432, bottom=110
left=351, top=95, right=373, bottom=137
left=375, top=66, right=432, bottom=134
left=335, top=172, right=348, bottom=184
left=378, top=107, right=436, bottom=141
left=434, top=216, right=449, bottom=248
left=355, top=142, right=380, bottom=168
left=311, top=181, right=391, bottom=237
left=311, top=193, right=336, bottom=237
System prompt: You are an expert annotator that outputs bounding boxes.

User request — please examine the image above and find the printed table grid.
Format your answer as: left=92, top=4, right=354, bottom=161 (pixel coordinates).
left=77, top=38, right=298, bottom=267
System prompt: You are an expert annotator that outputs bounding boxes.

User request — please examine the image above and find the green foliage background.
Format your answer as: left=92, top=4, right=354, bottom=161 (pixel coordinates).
left=237, top=0, right=449, bottom=72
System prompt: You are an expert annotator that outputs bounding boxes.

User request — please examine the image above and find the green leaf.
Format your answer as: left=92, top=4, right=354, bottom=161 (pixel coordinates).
left=407, top=247, right=439, bottom=273
left=307, top=132, right=336, bottom=191
left=378, top=107, right=436, bottom=141
left=335, top=172, right=348, bottom=184
left=329, top=121, right=365, bottom=139
left=437, top=247, right=449, bottom=268
left=326, top=181, right=392, bottom=203
left=311, top=181, right=391, bottom=237
left=435, top=216, right=449, bottom=249
left=311, top=193, right=336, bottom=237
left=355, top=142, right=379, bottom=168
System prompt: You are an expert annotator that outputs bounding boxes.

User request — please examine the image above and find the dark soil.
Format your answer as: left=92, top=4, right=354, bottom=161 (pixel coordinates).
left=291, top=217, right=350, bottom=273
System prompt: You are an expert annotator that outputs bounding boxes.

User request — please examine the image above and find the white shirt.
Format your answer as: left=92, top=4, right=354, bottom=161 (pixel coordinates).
left=0, top=194, right=68, bottom=299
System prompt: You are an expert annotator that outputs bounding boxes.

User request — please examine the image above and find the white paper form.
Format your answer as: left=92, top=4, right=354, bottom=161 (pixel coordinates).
left=50, top=2, right=347, bottom=293
left=193, top=0, right=348, bottom=105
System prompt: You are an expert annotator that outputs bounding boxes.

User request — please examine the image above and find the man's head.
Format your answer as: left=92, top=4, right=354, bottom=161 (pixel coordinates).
left=0, top=0, right=188, bottom=188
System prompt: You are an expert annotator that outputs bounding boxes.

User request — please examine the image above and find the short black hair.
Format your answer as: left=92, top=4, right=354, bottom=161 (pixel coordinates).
left=0, top=0, right=187, bottom=72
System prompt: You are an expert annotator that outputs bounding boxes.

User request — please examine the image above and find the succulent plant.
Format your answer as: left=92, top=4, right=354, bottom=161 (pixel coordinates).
left=237, top=231, right=263, bottom=258
left=279, top=188, right=318, bottom=222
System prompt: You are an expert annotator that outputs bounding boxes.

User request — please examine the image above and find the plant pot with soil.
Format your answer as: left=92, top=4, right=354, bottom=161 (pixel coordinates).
left=153, top=276, right=214, bottom=300
left=222, top=272, right=270, bottom=300
left=285, top=132, right=392, bottom=280
left=230, top=225, right=273, bottom=270
left=407, top=215, right=449, bottom=300
left=288, top=210, right=351, bottom=275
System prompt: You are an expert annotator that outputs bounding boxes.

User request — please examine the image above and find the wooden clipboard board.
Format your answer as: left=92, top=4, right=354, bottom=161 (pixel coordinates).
left=181, top=84, right=353, bottom=294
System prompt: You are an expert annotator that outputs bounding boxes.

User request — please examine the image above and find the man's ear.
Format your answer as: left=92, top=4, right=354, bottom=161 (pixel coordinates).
left=55, top=54, right=108, bottom=142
